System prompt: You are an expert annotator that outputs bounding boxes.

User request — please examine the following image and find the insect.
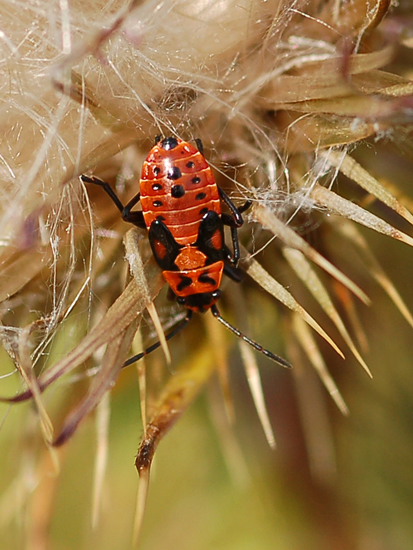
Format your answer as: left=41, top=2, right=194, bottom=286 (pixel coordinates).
left=81, top=136, right=291, bottom=369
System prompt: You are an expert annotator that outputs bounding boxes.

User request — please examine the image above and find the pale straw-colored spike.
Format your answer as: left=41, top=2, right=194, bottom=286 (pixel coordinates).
left=283, top=247, right=372, bottom=377
left=239, top=341, right=276, bottom=450
left=146, top=301, right=171, bottom=364
left=92, top=392, right=110, bottom=529
left=18, top=325, right=55, bottom=447
left=242, top=252, right=344, bottom=359
left=310, top=184, right=413, bottom=247
left=133, top=469, right=149, bottom=547
left=253, top=204, right=370, bottom=304
left=336, top=219, right=413, bottom=328
left=132, top=330, right=147, bottom=430
left=322, top=150, right=413, bottom=226
left=292, top=314, right=349, bottom=415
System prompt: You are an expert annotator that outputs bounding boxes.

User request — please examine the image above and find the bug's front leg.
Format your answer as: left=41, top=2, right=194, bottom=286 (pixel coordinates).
left=80, top=175, right=146, bottom=228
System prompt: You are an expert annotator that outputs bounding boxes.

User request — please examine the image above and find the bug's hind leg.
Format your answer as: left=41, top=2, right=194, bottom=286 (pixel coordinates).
left=122, top=310, right=193, bottom=368
left=211, top=305, right=292, bottom=368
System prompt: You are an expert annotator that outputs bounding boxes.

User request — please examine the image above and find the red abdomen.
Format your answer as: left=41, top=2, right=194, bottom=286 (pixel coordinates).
left=140, top=139, right=221, bottom=245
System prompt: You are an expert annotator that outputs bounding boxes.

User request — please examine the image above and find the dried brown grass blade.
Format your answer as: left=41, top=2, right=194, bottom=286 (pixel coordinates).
left=53, top=320, right=139, bottom=446
left=289, top=340, right=338, bottom=484
left=125, top=230, right=171, bottom=364
left=293, top=44, right=395, bottom=78
left=292, top=314, right=349, bottom=415
left=133, top=467, right=149, bottom=547
left=241, top=252, right=344, bottom=359
left=252, top=205, right=370, bottom=304
left=283, top=247, right=371, bottom=377
left=27, top=278, right=157, bottom=396
left=47, top=229, right=163, bottom=443
left=17, top=324, right=54, bottom=445
left=310, top=184, right=413, bottom=246
left=1, top=245, right=163, bottom=403
left=146, top=302, right=171, bottom=364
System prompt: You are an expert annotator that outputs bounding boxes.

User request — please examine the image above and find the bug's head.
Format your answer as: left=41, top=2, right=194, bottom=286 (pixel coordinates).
left=177, top=290, right=221, bottom=313
left=158, top=136, right=179, bottom=150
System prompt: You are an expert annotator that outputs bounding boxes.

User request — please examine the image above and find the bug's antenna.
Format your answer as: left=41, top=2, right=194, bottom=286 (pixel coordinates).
left=211, top=305, right=292, bottom=369
left=122, top=311, right=193, bottom=368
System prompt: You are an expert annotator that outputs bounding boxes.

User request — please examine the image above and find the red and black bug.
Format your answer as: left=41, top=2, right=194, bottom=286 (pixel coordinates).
left=81, top=136, right=291, bottom=369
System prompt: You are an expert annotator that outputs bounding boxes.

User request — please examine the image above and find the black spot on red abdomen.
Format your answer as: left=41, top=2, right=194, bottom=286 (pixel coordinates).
left=140, top=139, right=222, bottom=245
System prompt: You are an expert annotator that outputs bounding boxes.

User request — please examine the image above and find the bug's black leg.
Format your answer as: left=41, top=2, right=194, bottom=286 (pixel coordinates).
left=221, top=213, right=241, bottom=264
left=218, top=187, right=252, bottom=264
left=218, top=186, right=252, bottom=265
left=81, top=175, right=125, bottom=214
left=122, top=310, right=193, bottom=368
left=123, top=210, right=146, bottom=228
left=223, top=262, right=243, bottom=283
left=122, top=192, right=146, bottom=228
left=210, top=305, right=292, bottom=368
left=218, top=186, right=249, bottom=227
left=238, top=200, right=252, bottom=214
left=81, top=175, right=146, bottom=229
